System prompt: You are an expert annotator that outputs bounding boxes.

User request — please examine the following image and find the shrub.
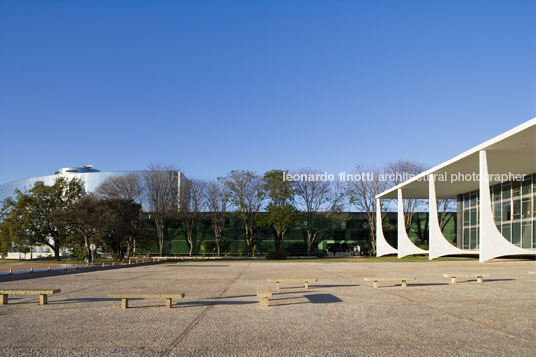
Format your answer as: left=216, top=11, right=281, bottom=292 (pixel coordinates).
left=266, top=249, right=288, bottom=260
left=72, top=245, right=87, bottom=261
left=316, top=250, right=327, bottom=258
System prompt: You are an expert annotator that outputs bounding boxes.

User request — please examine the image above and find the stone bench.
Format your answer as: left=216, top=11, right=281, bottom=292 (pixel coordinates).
left=267, top=278, right=317, bottom=289
left=257, top=287, right=272, bottom=307
left=364, top=277, right=415, bottom=288
left=107, top=293, right=185, bottom=309
left=0, top=289, right=61, bottom=305
left=528, top=271, right=536, bottom=275
left=443, top=273, right=490, bottom=284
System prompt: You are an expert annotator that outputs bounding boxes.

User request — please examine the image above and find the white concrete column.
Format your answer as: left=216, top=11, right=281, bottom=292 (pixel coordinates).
left=428, top=174, right=477, bottom=260
left=478, top=150, right=534, bottom=262
left=397, top=189, right=428, bottom=258
left=376, top=198, right=397, bottom=256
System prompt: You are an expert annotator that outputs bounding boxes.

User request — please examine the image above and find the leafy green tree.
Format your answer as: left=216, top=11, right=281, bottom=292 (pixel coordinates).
left=96, top=173, right=146, bottom=257
left=0, top=221, right=13, bottom=258
left=69, top=195, right=102, bottom=262
left=261, top=170, right=298, bottom=250
left=1, top=177, right=85, bottom=260
left=99, top=198, right=144, bottom=260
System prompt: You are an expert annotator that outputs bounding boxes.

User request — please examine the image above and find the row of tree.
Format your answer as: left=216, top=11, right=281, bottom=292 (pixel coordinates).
left=0, top=160, right=453, bottom=260
left=135, top=161, right=444, bottom=257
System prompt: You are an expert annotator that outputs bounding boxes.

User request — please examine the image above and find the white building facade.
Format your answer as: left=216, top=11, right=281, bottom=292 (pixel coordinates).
left=375, top=118, right=536, bottom=262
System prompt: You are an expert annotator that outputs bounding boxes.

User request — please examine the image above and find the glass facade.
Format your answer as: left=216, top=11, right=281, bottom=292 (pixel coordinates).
left=457, top=173, right=536, bottom=250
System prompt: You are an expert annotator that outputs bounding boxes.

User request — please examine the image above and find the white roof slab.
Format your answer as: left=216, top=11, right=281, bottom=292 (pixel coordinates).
left=376, top=118, right=536, bottom=199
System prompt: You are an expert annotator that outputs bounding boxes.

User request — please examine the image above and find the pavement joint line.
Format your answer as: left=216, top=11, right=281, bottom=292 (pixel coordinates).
left=377, top=288, right=535, bottom=345
left=159, top=262, right=251, bottom=357
left=174, top=340, right=535, bottom=352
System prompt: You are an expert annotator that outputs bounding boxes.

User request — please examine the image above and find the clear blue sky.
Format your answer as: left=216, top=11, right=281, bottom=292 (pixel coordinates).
left=1, top=0, right=534, bottom=183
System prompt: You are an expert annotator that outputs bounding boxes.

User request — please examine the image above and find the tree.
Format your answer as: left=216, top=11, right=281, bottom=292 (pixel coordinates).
left=293, top=169, right=332, bottom=256
left=223, top=170, right=265, bottom=256
left=69, top=195, right=102, bottom=262
left=144, top=164, right=178, bottom=256
left=96, top=173, right=145, bottom=205
left=178, top=178, right=205, bottom=256
left=205, top=180, right=228, bottom=256
left=438, top=199, right=456, bottom=232
left=96, top=173, right=145, bottom=257
left=0, top=220, right=13, bottom=258
left=1, top=177, right=85, bottom=260
left=347, top=165, right=389, bottom=256
left=0, top=199, right=25, bottom=258
left=386, top=160, right=427, bottom=230
left=261, top=170, right=298, bottom=250
left=98, top=198, right=143, bottom=259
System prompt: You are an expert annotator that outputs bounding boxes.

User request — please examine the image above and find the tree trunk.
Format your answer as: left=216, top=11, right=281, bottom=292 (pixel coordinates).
left=306, top=229, right=314, bottom=256
left=279, top=228, right=287, bottom=251
left=215, top=232, right=222, bottom=257
left=188, top=232, right=193, bottom=257
left=156, top=225, right=164, bottom=256
left=54, top=246, right=61, bottom=261
left=369, top=222, right=376, bottom=256
left=84, top=236, right=91, bottom=263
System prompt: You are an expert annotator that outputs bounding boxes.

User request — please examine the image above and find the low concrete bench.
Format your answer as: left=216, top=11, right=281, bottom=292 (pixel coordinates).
left=0, top=289, right=61, bottom=305
left=364, top=277, right=415, bottom=288
left=267, top=278, right=317, bottom=289
left=257, top=287, right=272, bottom=307
left=443, top=273, right=490, bottom=284
left=107, top=293, right=185, bottom=309
left=528, top=271, right=536, bottom=275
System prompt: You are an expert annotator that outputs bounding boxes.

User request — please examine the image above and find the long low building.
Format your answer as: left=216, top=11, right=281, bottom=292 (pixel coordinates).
left=376, top=118, right=536, bottom=262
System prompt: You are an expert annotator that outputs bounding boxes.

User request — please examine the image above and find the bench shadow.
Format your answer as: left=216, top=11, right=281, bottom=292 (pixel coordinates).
left=209, top=290, right=299, bottom=300
left=52, top=297, right=118, bottom=304
left=409, top=283, right=450, bottom=287
left=479, top=278, right=515, bottom=283
left=315, top=284, right=360, bottom=288
left=272, top=301, right=309, bottom=307
left=304, top=293, right=343, bottom=304
left=178, top=300, right=257, bottom=308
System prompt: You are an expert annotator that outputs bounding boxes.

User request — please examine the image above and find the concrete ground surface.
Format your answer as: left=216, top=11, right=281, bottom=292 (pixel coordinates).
left=0, top=260, right=535, bottom=356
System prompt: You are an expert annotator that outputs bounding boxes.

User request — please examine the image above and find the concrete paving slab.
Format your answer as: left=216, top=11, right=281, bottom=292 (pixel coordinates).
left=0, top=260, right=534, bottom=356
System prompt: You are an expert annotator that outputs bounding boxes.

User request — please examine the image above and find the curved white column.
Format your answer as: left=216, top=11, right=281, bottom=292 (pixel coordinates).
left=397, top=189, right=428, bottom=258
left=376, top=198, right=397, bottom=256
left=479, top=150, right=535, bottom=262
left=428, top=174, right=477, bottom=260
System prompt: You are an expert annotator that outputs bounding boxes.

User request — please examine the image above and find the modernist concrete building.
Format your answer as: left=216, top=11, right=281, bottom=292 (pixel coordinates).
left=0, top=166, right=144, bottom=204
left=376, top=118, right=536, bottom=262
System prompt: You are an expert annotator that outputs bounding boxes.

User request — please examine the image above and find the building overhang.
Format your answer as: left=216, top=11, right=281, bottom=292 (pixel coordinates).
left=376, top=118, right=536, bottom=199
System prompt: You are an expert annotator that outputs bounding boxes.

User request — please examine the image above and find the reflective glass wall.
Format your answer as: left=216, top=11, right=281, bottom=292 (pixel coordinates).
left=457, top=173, right=535, bottom=249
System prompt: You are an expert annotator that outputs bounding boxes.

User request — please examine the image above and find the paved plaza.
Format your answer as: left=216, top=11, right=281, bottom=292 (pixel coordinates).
left=0, top=260, right=535, bottom=356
